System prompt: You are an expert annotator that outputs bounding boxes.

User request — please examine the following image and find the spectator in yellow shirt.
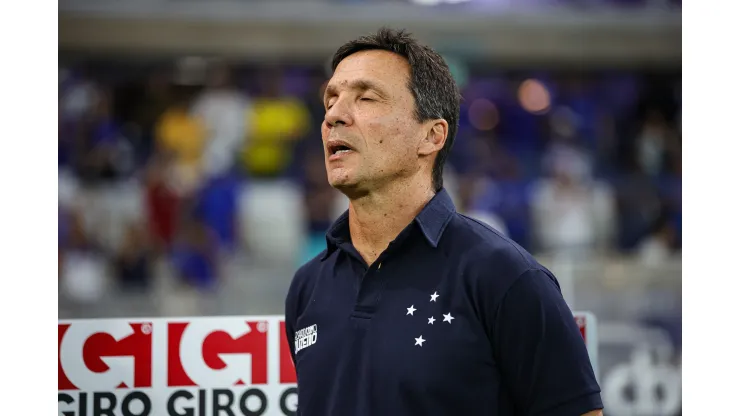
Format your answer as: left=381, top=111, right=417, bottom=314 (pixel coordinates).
left=241, top=70, right=311, bottom=177
left=155, top=86, right=207, bottom=196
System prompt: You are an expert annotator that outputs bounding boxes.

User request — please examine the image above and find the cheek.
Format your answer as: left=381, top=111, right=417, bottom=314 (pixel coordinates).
left=362, top=110, right=420, bottom=160
left=371, top=128, right=417, bottom=168
left=367, top=114, right=412, bottom=146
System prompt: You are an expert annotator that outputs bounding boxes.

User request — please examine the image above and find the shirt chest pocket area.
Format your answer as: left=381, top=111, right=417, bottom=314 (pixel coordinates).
left=383, top=316, right=496, bottom=392
left=292, top=308, right=345, bottom=379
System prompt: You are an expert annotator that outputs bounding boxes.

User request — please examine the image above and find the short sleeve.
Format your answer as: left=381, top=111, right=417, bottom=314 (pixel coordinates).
left=492, top=268, right=603, bottom=415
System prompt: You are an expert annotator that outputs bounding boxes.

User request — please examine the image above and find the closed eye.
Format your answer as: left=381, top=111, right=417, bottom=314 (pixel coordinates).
left=325, top=96, right=336, bottom=110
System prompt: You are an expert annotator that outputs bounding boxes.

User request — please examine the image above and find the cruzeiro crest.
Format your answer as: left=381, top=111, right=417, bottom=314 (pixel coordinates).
left=405, top=291, right=454, bottom=347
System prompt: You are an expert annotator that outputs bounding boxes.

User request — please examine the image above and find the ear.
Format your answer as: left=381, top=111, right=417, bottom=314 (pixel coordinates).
left=418, top=119, right=448, bottom=157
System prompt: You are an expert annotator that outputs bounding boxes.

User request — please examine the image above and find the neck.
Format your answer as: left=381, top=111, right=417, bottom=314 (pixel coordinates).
left=347, top=174, right=436, bottom=265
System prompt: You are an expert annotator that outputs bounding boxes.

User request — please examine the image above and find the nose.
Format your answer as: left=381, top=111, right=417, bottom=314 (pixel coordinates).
left=324, top=98, right=353, bottom=129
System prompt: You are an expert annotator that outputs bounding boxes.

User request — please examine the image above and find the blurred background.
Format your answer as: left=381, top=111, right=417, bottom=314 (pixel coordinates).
left=58, top=0, right=681, bottom=414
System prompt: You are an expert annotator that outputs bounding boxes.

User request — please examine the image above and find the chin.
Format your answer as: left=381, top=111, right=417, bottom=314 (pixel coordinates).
left=329, top=175, right=356, bottom=190
left=328, top=172, right=367, bottom=198
left=328, top=167, right=354, bottom=186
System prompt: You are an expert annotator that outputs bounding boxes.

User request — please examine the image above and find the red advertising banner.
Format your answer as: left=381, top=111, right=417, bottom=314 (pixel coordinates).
left=58, top=313, right=597, bottom=416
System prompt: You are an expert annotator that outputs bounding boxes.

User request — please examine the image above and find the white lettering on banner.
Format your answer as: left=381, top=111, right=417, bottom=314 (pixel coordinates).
left=59, top=321, right=137, bottom=391
left=294, top=325, right=318, bottom=353
left=179, top=320, right=254, bottom=388
left=603, top=348, right=682, bottom=416
left=58, top=391, right=152, bottom=416
left=58, top=387, right=299, bottom=416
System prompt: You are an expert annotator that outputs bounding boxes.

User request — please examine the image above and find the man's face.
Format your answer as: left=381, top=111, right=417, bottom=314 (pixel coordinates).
left=322, top=50, right=427, bottom=196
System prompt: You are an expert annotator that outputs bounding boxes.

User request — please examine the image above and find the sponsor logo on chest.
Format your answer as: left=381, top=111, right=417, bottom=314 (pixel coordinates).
left=295, top=324, right=318, bottom=353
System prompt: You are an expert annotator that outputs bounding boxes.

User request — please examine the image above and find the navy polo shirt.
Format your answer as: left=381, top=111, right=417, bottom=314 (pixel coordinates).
left=284, top=189, right=602, bottom=416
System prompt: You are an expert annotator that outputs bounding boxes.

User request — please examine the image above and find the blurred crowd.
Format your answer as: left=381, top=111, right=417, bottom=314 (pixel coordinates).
left=58, top=57, right=681, bottom=304
left=250, top=0, right=682, bottom=7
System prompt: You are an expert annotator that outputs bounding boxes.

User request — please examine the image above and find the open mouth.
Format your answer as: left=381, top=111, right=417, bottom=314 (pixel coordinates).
left=327, top=141, right=354, bottom=156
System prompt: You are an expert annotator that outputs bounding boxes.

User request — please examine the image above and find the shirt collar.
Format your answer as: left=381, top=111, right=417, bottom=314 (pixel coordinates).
left=322, top=188, right=456, bottom=260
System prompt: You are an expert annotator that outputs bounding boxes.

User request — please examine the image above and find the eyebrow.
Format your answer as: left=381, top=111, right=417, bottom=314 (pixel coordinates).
left=324, top=79, right=388, bottom=103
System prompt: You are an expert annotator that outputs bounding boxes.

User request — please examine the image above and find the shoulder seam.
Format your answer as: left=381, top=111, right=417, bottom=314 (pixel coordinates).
left=501, top=268, right=542, bottom=299
left=460, top=213, right=532, bottom=267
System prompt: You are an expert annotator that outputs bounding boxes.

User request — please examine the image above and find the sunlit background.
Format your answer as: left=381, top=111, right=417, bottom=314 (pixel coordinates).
left=59, top=1, right=681, bottom=414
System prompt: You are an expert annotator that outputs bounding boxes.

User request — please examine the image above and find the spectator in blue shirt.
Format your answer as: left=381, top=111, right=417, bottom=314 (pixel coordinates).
left=170, top=217, right=219, bottom=291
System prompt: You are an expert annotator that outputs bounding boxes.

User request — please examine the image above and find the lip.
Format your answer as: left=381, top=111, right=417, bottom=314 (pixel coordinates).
left=328, top=150, right=355, bottom=162
left=326, top=139, right=356, bottom=161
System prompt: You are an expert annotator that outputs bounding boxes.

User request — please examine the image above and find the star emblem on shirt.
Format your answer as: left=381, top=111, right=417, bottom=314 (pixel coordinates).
left=414, top=335, right=426, bottom=346
left=428, top=316, right=436, bottom=325
left=430, top=291, right=439, bottom=302
left=406, top=305, right=416, bottom=316
left=443, top=313, right=455, bottom=323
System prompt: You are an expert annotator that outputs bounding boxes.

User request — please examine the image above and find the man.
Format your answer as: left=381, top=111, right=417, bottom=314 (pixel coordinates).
left=284, top=28, right=603, bottom=416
